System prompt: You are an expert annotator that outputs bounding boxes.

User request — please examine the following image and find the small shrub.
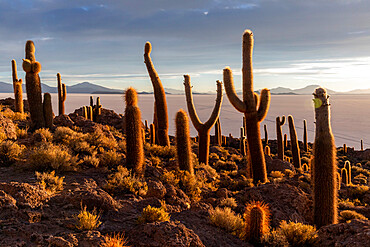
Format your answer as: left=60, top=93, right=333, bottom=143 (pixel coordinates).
left=219, top=197, right=238, bottom=208
left=180, top=171, right=202, bottom=202
left=196, top=162, right=219, bottom=180
left=138, top=205, right=170, bottom=223
left=215, top=160, right=238, bottom=171
left=277, top=221, right=317, bottom=247
left=339, top=210, right=368, bottom=223
left=0, top=132, right=7, bottom=142
left=104, top=166, right=147, bottom=196
left=145, top=144, right=176, bottom=159
left=34, top=128, right=53, bottom=142
left=353, top=174, right=368, bottom=184
left=74, top=205, right=101, bottom=230
left=54, top=127, right=81, bottom=145
left=284, top=169, right=294, bottom=178
left=86, top=128, right=118, bottom=150
left=270, top=171, right=284, bottom=179
left=0, top=140, right=24, bottom=165
left=150, top=156, right=161, bottom=167
left=98, top=150, right=124, bottom=168
left=209, top=207, right=245, bottom=238
left=347, top=184, right=369, bottom=199
left=209, top=153, right=219, bottom=160
left=160, top=170, right=180, bottom=187
left=35, top=170, right=64, bottom=193
left=101, top=233, right=129, bottom=247
left=16, top=127, right=28, bottom=139
left=262, top=230, right=289, bottom=247
left=82, top=155, right=100, bottom=168
left=2, top=110, right=28, bottom=121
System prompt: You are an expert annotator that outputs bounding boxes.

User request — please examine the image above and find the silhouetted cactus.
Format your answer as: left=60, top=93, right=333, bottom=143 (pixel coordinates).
left=302, top=163, right=309, bottom=172
left=23, top=40, right=45, bottom=129
left=82, top=106, right=87, bottom=119
left=223, top=30, right=271, bottom=184
left=344, top=161, right=351, bottom=185
left=303, top=119, right=308, bottom=152
left=90, top=96, right=94, bottom=108
left=361, top=139, right=363, bottom=151
left=150, top=123, right=156, bottom=145
left=214, top=118, right=222, bottom=146
left=57, top=73, right=67, bottom=116
left=125, top=87, right=144, bottom=176
left=284, top=133, right=288, bottom=150
left=43, top=93, right=53, bottom=129
left=144, top=42, right=170, bottom=146
left=11, top=60, right=24, bottom=113
left=244, top=201, right=270, bottom=244
left=288, top=115, right=301, bottom=168
left=240, top=127, right=246, bottom=156
left=93, top=97, right=102, bottom=121
left=145, top=120, right=148, bottom=131
left=175, top=109, right=193, bottom=175
left=264, top=145, right=270, bottom=156
left=264, top=124, right=268, bottom=146
left=222, top=135, right=226, bottom=146
left=312, top=87, right=338, bottom=228
left=276, top=116, right=286, bottom=160
left=184, top=75, right=223, bottom=166
left=343, top=144, right=347, bottom=154
left=341, top=168, right=349, bottom=186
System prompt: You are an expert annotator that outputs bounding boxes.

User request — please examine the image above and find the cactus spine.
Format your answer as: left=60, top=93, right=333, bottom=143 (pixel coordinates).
left=344, top=161, right=351, bottom=185
left=303, top=119, right=308, bottom=152
left=214, top=118, right=222, bottom=146
left=43, top=93, right=53, bottom=129
left=276, top=116, right=286, bottom=160
left=150, top=123, right=156, bottom=145
left=184, top=75, right=223, bottom=166
left=124, top=87, right=144, bottom=176
left=264, top=124, right=268, bottom=146
left=23, top=40, right=45, bottom=129
left=57, top=73, right=67, bottom=116
left=244, top=201, right=270, bottom=244
left=11, top=60, right=24, bottom=114
left=175, top=109, right=193, bottom=175
left=144, top=42, right=170, bottom=146
left=288, top=115, right=301, bottom=168
left=312, top=87, right=338, bottom=228
left=223, top=30, right=271, bottom=184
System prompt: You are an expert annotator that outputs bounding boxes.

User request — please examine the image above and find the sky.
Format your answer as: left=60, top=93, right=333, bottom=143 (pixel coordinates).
left=0, top=0, right=370, bottom=92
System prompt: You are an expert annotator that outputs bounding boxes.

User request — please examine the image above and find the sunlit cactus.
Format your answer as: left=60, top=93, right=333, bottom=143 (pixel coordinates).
left=87, top=106, right=93, bottom=121
left=57, top=73, right=67, bottom=116
left=341, top=167, right=349, bottom=186
left=144, top=42, right=170, bottom=146
left=276, top=116, right=286, bottom=160
left=303, top=119, right=308, bottom=152
left=11, top=60, right=24, bottom=113
left=264, top=145, right=270, bottom=156
left=312, top=87, right=338, bottom=228
left=183, top=75, right=223, bottom=166
left=82, top=106, right=87, bottom=119
left=125, top=87, right=144, bottom=176
left=223, top=30, right=271, bottom=184
left=344, top=160, right=351, bottom=185
left=23, top=40, right=45, bottom=129
left=244, top=201, right=270, bottom=244
left=175, top=109, right=193, bottom=175
left=90, top=96, right=94, bottom=108
left=288, top=115, right=301, bottom=168
left=93, top=97, right=102, bottom=122
left=150, top=123, right=156, bottom=145
left=43, top=93, right=53, bottom=129
left=214, top=118, right=222, bottom=146
left=336, top=172, right=341, bottom=190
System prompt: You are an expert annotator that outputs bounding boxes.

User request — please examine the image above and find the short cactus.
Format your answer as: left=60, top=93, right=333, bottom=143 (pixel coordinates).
left=11, top=60, right=24, bottom=113
left=124, top=87, right=144, bottom=176
left=244, top=201, right=270, bottom=244
left=87, top=106, right=93, bottom=121
left=303, top=119, right=308, bottom=152
left=43, top=93, right=53, bottom=129
left=223, top=30, right=271, bottom=184
left=150, top=123, right=156, bottom=145
left=264, top=124, right=268, bottom=146
left=288, top=115, right=301, bottom=168
left=284, top=133, right=288, bottom=150
left=276, top=116, right=286, bottom=160
left=361, top=139, right=363, bottom=151
left=144, top=42, right=170, bottom=146
left=183, top=75, right=223, bottom=166
left=312, top=87, right=338, bottom=228
left=57, top=73, right=67, bottom=116
left=344, top=161, right=351, bottom=185
left=343, top=144, right=347, bottom=154
left=341, top=168, right=349, bottom=186
left=175, top=109, right=193, bottom=175
left=264, top=145, right=270, bottom=156
left=23, top=40, right=45, bottom=129
left=82, top=106, right=87, bottom=119
left=93, top=97, right=102, bottom=121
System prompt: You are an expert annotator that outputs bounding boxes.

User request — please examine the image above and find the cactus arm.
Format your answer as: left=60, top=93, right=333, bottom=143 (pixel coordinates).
left=62, top=84, right=67, bottom=101
left=280, top=115, right=286, bottom=125
left=204, top=80, right=223, bottom=129
left=257, top=89, right=271, bottom=122
left=12, top=60, right=19, bottom=84
left=183, top=75, right=203, bottom=130
left=223, top=67, right=246, bottom=113
left=242, top=30, right=257, bottom=112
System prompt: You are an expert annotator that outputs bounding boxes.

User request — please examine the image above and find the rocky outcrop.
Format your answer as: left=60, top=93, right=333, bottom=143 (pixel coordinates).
left=0, top=112, right=17, bottom=140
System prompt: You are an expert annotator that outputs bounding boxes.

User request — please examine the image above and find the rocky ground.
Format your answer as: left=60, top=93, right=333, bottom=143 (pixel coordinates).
left=0, top=97, right=369, bottom=247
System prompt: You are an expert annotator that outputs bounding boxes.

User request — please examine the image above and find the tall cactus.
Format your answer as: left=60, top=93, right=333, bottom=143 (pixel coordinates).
left=223, top=30, right=271, bottom=184
left=11, top=60, right=24, bottom=114
left=82, top=106, right=87, bottom=119
left=240, top=127, right=246, bottom=156
left=125, top=87, right=144, bottom=176
left=57, top=73, right=67, bottom=116
left=288, top=115, right=301, bottom=168
left=43, top=93, right=53, bottom=129
left=263, top=124, right=268, bottom=146
left=184, top=75, right=222, bottom=166
left=303, top=119, right=308, bottom=152
left=144, top=42, right=170, bottom=146
left=276, top=116, right=286, bottom=160
left=214, top=118, right=222, bottom=146
left=284, top=133, right=288, bottom=150
left=175, top=109, right=193, bottom=175
left=150, top=123, right=156, bottom=145
left=22, top=40, right=45, bottom=129
left=312, top=87, right=337, bottom=228
left=93, top=97, right=102, bottom=121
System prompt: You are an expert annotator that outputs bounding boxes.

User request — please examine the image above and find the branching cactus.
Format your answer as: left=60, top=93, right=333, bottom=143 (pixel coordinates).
left=276, top=116, right=286, bottom=160
left=288, top=115, right=301, bottom=168
left=223, top=30, right=271, bottom=184
left=303, top=119, right=308, bottom=152
left=57, top=73, right=67, bottom=116
left=214, top=118, right=222, bottom=146
left=93, top=97, right=102, bottom=121
left=144, top=42, right=170, bottom=146
left=11, top=60, right=24, bottom=113
left=43, top=93, right=53, bottom=129
left=312, top=87, right=338, bottom=228
left=175, top=109, right=193, bottom=175
left=264, top=124, right=268, bottom=146
left=125, top=87, right=144, bottom=176
left=183, top=75, right=223, bottom=166
left=22, top=40, right=45, bottom=129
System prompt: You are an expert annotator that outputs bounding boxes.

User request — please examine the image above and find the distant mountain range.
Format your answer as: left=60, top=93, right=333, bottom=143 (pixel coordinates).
left=0, top=81, right=369, bottom=95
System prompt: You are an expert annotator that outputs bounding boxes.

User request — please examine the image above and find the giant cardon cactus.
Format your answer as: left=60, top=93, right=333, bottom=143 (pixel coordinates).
left=57, top=73, right=67, bottom=116
left=144, top=42, right=170, bottom=146
left=11, top=60, right=24, bottom=114
left=175, top=109, right=193, bottom=175
left=223, top=30, right=271, bottom=184
left=184, top=75, right=222, bottom=166
left=22, top=40, right=45, bottom=129
left=288, top=115, right=301, bottom=168
left=312, top=87, right=337, bottom=228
